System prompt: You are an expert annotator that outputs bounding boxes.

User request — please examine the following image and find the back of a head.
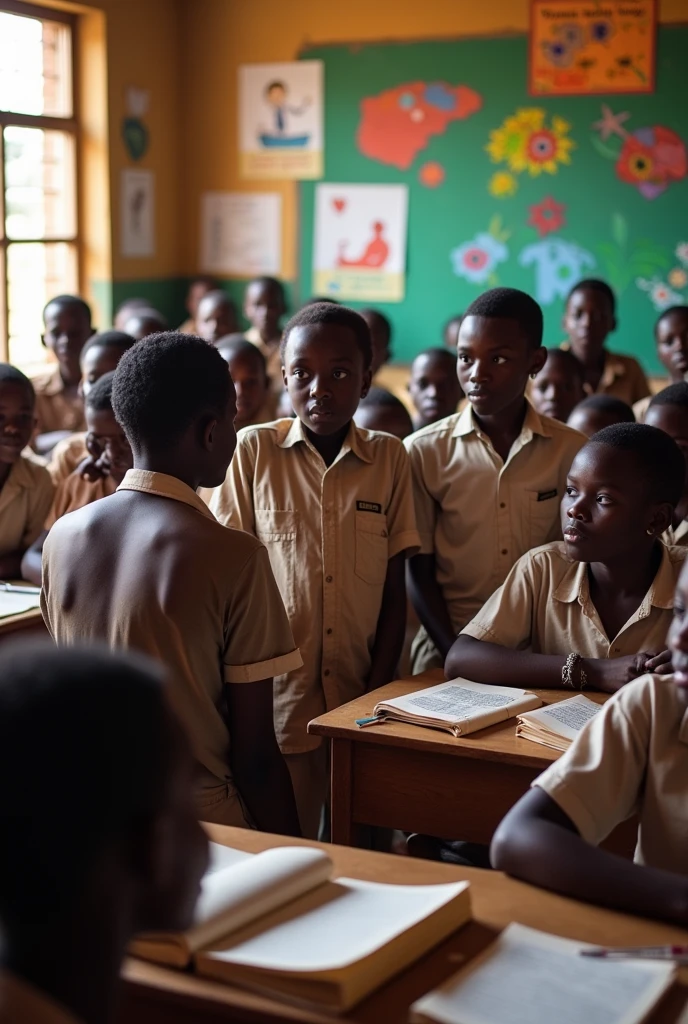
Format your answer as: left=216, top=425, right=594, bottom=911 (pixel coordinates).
left=649, top=381, right=688, bottom=411
left=542, top=347, right=585, bottom=380
left=281, top=301, right=373, bottom=371
left=575, top=394, right=635, bottom=421
left=43, top=293, right=92, bottom=323
left=217, top=336, right=267, bottom=371
left=0, top=642, right=173, bottom=932
left=587, top=422, right=685, bottom=508
left=86, top=370, right=116, bottom=413
left=565, top=278, right=616, bottom=316
left=0, top=362, right=34, bottom=397
left=126, top=307, right=168, bottom=331
left=412, top=347, right=457, bottom=372
left=359, top=307, right=392, bottom=344
left=112, top=332, right=231, bottom=452
left=302, top=296, right=341, bottom=307
left=359, top=386, right=407, bottom=412
left=81, top=330, right=137, bottom=360
left=463, top=287, right=543, bottom=348
left=355, top=387, right=413, bottom=440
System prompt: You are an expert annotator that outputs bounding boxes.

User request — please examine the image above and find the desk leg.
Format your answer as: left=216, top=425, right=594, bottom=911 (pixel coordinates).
left=330, top=738, right=357, bottom=847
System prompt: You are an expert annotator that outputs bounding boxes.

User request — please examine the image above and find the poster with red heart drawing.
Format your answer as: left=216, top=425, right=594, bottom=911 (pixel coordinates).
left=312, top=183, right=409, bottom=302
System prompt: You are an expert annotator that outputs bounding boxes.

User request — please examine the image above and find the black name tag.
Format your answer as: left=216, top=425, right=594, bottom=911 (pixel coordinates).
left=357, top=500, right=382, bottom=514
left=537, top=489, right=558, bottom=502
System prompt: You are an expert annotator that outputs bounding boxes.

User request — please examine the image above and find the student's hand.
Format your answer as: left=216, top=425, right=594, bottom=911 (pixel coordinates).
left=639, top=649, right=674, bottom=676
left=76, top=455, right=107, bottom=482
left=582, top=655, right=648, bottom=693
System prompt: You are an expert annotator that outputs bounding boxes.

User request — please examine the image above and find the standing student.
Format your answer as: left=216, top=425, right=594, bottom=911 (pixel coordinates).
left=567, top=394, right=635, bottom=437
left=0, top=643, right=208, bottom=1024
left=645, top=382, right=688, bottom=545
left=634, top=305, right=688, bottom=422
left=178, top=274, right=218, bottom=334
left=243, top=276, right=287, bottom=390
left=529, top=348, right=585, bottom=423
left=561, top=279, right=650, bottom=404
left=196, top=291, right=239, bottom=346
left=405, top=288, right=586, bottom=673
left=209, top=303, right=420, bottom=838
left=217, top=337, right=275, bottom=428
left=0, top=366, right=53, bottom=579
left=33, top=294, right=95, bottom=452
left=42, top=333, right=301, bottom=834
left=407, top=348, right=463, bottom=431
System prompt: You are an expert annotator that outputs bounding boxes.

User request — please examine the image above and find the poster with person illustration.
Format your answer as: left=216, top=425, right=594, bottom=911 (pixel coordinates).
left=313, top=183, right=408, bottom=302
left=239, top=61, right=323, bottom=179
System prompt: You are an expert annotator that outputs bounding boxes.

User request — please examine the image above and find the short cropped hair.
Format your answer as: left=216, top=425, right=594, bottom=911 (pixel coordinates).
left=412, top=347, right=457, bottom=370
left=0, top=642, right=174, bottom=932
left=43, top=293, right=92, bottom=322
left=543, top=347, right=585, bottom=380
left=574, top=394, right=635, bottom=421
left=86, top=370, right=115, bottom=413
left=281, top=302, right=373, bottom=371
left=359, top=386, right=407, bottom=411
left=112, top=332, right=232, bottom=450
left=589, top=422, right=685, bottom=507
left=464, top=287, right=543, bottom=349
left=201, top=289, right=235, bottom=312
left=126, top=308, right=168, bottom=330
left=217, top=336, right=267, bottom=372
left=565, top=278, right=616, bottom=316
left=247, top=276, right=286, bottom=302
left=302, top=296, right=341, bottom=306
left=656, top=305, right=688, bottom=335
left=649, top=381, right=688, bottom=411
left=359, top=308, right=392, bottom=345
left=81, top=330, right=136, bottom=360
left=114, top=297, right=150, bottom=316
left=0, top=364, right=35, bottom=404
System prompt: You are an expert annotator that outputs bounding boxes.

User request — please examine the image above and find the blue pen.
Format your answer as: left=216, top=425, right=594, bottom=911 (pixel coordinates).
left=355, top=715, right=387, bottom=728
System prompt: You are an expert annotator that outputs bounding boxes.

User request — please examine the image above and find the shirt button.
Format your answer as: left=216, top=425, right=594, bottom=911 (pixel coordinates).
left=324, top=669, right=330, bottom=677
left=500, top=502, right=506, bottom=509
left=326, top=628, right=333, bottom=635
left=326, top=575, right=333, bottom=583
left=501, top=549, right=508, bottom=555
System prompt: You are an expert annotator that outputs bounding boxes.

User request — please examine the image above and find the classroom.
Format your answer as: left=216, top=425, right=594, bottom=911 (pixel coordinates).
left=1, top=1, right=688, bottom=1022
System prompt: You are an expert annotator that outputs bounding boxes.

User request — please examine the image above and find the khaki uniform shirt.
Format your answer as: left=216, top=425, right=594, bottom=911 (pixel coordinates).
left=461, top=541, right=685, bottom=658
left=47, top=432, right=88, bottom=484
left=0, top=973, right=80, bottom=1024
left=0, top=456, right=54, bottom=557
left=560, top=343, right=650, bottom=405
left=404, top=402, right=586, bottom=634
left=45, top=471, right=116, bottom=529
left=209, top=418, right=420, bottom=753
left=31, top=367, right=85, bottom=434
left=245, top=326, right=283, bottom=397
left=41, top=470, right=301, bottom=799
left=535, top=673, right=688, bottom=872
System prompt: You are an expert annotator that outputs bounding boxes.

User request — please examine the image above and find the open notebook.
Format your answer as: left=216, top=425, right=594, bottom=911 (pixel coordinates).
left=0, top=588, right=41, bottom=619
left=516, top=694, right=602, bottom=753
left=131, top=843, right=471, bottom=1013
left=366, top=679, right=542, bottom=738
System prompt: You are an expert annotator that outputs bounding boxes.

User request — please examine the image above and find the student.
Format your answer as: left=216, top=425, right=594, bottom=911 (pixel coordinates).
left=407, top=348, right=463, bottom=431
left=178, top=274, right=218, bottom=334
left=122, top=307, right=168, bottom=342
left=634, top=305, right=688, bottom=422
left=243, top=276, right=287, bottom=389
left=490, top=553, right=688, bottom=926
left=22, top=373, right=133, bottom=585
left=443, top=314, right=463, bottom=351
left=209, top=302, right=420, bottom=838
left=113, top=296, right=150, bottom=331
left=359, top=308, right=392, bottom=378
left=354, top=386, right=414, bottom=441
left=406, top=288, right=585, bottom=673
left=567, top=393, right=635, bottom=437
left=33, top=294, right=95, bottom=452
left=645, top=382, right=688, bottom=545
left=48, top=330, right=137, bottom=485
left=42, top=332, right=301, bottom=834
left=529, top=348, right=585, bottom=423
left=217, top=336, right=275, bottom=429
left=196, top=291, right=239, bottom=346
left=0, top=643, right=208, bottom=1024
left=302, top=296, right=341, bottom=306
left=447, top=424, right=685, bottom=692
left=561, top=279, right=650, bottom=404
left=0, top=366, right=53, bottom=578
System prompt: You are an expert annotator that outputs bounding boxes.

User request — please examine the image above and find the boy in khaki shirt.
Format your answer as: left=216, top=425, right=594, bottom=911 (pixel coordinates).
left=491, top=554, right=688, bottom=927
left=210, top=303, right=420, bottom=838
left=405, top=287, right=585, bottom=673
left=42, top=333, right=301, bottom=835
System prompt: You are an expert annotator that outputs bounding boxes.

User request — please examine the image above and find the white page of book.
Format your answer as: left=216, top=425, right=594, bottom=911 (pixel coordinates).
left=411, top=924, right=674, bottom=1024
left=205, top=842, right=253, bottom=877
left=207, top=878, right=468, bottom=972
left=521, top=695, right=601, bottom=739
left=380, top=680, right=529, bottom=724
left=0, top=590, right=41, bottom=618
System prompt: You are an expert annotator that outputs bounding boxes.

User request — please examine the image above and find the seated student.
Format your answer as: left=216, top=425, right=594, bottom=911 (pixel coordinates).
left=567, top=393, right=635, bottom=437
left=113, top=296, right=150, bottom=331
left=634, top=305, right=688, bottom=422
left=42, top=332, right=301, bottom=835
left=216, top=336, right=275, bottom=428
left=491, top=554, right=688, bottom=925
left=32, top=294, right=95, bottom=454
left=561, top=278, right=650, bottom=404
left=645, top=382, right=688, bottom=545
left=243, top=276, right=287, bottom=390
left=22, top=373, right=133, bottom=585
left=405, top=288, right=586, bottom=673
left=354, top=386, right=414, bottom=441
left=48, top=330, right=137, bottom=484
left=443, top=314, right=463, bottom=351
left=529, top=348, right=586, bottom=423
left=407, top=348, right=463, bottom=431
left=0, top=366, right=53, bottom=578
left=359, top=308, right=392, bottom=379
left=178, top=274, right=218, bottom=334
left=0, top=643, right=208, bottom=1024
left=447, top=423, right=685, bottom=692
left=122, top=307, right=168, bottom=342
left=302, top=296, right=341, bottom=306
left=209, top=302, right=420, bottom=838
left=196, top=290, right=239, bottom=346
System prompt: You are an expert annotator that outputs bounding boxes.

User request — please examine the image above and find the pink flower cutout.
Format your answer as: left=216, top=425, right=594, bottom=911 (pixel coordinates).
left=528, top=196, right=566, bottom=237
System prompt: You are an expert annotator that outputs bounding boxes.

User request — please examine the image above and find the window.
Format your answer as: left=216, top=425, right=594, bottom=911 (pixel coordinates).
left=0, top=1, right=78, bottom=373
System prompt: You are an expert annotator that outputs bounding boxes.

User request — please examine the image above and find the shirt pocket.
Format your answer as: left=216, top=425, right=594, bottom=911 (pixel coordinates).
left=527, top=488, right=560, bottom=549
left=354, top=511, right=389, bottom=586
left=254, top=509, right=298, bottom=619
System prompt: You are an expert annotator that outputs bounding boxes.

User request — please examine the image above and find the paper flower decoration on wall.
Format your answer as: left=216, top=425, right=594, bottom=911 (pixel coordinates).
left=450, top=217, right=510, bottom=286
left=519, top=238, right=595, bottom=305
left=592, top=105, right=687, bottom=200
left=528, top=196, right=566, bottom=237
left=486, top=108, right=574, bottom=196
left=637, top=276, right=684, bottom=312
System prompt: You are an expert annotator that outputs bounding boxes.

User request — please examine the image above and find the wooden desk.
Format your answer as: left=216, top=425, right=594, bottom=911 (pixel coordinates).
left=120, top=826, right=688, bottom=1024
left=308, top=671, right=629, bottom=849
left=0, top=606, right=47, bottom=643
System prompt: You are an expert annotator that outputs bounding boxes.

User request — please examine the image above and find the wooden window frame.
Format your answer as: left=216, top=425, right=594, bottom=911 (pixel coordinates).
left=0, top=0, right=79, bottom=362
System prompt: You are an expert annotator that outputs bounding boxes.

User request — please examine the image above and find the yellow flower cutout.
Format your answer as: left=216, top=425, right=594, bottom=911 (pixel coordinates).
left=489, top=171, right=518, bottom=197
left=669, top=267, right=687, bottom=289
left=487, top=107, right=575, bottom=177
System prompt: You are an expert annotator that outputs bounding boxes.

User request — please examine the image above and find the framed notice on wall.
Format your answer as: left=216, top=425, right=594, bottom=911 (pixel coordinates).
left=529, top=0, right=656, bottom=96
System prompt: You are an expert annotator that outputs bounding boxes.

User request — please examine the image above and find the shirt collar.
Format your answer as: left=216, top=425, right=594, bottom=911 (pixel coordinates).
left=0, top=972, right=82, bottom=1024
left=41, top=366, right=66, bottom=396
left=117, top=469, right=216, bottom=520
left=560, top=343, right=626, bottom=389
left=554, top=543, right=676, bottom=612
left=452, top=399, right=551, bottom=441
left=277, top=417, right=374, bottom=464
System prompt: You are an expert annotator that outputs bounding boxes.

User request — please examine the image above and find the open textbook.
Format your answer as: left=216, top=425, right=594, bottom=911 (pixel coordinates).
left=516, top=694, right=602, bottom=752
left=368, top=680, right=542, bottom=738
left=0, top=588, right=41, bottom=619
left=410, top=923, right=675, bottom=1024
left=131, top=843, right=471, bottom=1012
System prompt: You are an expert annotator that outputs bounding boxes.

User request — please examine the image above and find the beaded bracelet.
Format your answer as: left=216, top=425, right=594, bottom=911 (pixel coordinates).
left=562, top=652, right=588, bottom=691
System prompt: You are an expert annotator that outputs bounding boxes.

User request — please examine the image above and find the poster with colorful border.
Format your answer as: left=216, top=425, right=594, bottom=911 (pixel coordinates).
left=529, top=0, right=656, bottom=96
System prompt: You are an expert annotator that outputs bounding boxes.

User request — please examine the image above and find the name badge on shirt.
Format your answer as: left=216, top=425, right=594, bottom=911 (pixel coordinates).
left=357, top=500, right=382, bottom=514
left=537, top=489, right=558, bottom=502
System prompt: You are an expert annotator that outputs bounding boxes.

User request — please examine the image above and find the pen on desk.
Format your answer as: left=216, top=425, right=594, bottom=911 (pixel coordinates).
left=581, top=944, right=688, bottom=962
left=355, top=715, right=387, bottom=729
left=0, top=581, right=41, bottom=596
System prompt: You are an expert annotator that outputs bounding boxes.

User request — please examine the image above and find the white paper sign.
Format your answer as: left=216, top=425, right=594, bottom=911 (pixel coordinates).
left=120, top=169, right=154, bottom=258
left=200, top=192, right=282, bottom=277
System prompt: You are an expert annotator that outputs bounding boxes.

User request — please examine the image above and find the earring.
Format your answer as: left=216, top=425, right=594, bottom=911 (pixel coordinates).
left=646, top=528, right=654, bottom=536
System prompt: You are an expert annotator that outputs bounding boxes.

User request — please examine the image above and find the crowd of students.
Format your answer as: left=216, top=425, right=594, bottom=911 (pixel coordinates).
left=2, top=269, right=688, bottom=1021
